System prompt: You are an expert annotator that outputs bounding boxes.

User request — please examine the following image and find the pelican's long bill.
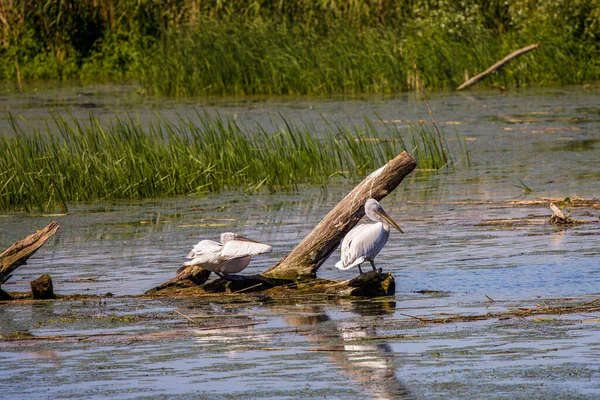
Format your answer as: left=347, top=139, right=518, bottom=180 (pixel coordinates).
left=375, top=209, right=404, bottom=233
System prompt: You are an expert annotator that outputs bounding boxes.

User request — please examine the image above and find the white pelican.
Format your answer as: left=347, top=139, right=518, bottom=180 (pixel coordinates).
left=184, top=232, right=272, bottom=279
left=335, top=198, right=403, bottom=274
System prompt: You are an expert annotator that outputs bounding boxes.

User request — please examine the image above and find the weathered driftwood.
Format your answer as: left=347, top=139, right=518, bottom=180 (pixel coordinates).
left=149, top=151, right=416, bottom=298
left=265, top=151, right=417, bottom=280
left=457, top=44, right=539, bottom=91
left=0, top=221, right=60, bottom=287
left=549, top=203, right=576, bottom=225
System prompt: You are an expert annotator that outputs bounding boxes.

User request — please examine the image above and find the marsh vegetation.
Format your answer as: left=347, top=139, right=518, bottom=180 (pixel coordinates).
left=0, top=111, right=465, bottom=212
left=2, top=1, right=600, bottom=95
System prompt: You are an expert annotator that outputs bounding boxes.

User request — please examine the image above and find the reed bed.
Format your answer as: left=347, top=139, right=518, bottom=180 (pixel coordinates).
left=138, top=22, right=408, bottom=96
left=0, top=112, right=465, bottom=212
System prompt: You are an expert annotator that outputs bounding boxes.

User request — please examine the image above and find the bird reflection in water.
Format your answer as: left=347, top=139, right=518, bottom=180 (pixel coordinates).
left=192, top=323, right=272, bottom=358
left=188, top=301, right=414, bottom=398
left=275, top=301, right=415, bottom=400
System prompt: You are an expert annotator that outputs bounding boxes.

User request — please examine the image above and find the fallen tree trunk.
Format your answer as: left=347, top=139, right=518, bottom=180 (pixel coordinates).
left=0, top=221, right=60, bottom=287
left=264, top=151, right=417, bottom=279
left=457, top=44, right=539, bottom=91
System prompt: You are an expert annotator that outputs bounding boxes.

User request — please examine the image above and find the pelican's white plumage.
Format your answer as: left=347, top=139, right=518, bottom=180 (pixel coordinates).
left=335, top=198, right=403, bottom=274
left=186, top=240, right=222, bottom=259
left=184, top=232, right=272, bottom=276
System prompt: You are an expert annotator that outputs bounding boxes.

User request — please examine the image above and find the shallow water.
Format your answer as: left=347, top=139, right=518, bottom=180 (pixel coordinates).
left=1, top=84, right=600, bottom=399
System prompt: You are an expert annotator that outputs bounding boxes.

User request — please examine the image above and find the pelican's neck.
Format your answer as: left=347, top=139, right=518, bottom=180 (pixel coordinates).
left=365, top=207, right=385, bottom=225
left=365, top=207, right=378, bottom=223
left=220, top=232, right=237, bottom=244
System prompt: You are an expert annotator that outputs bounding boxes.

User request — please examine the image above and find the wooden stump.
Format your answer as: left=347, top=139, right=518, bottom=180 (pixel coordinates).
left=343, top=270, right=395, bottom=297
left=31, top=274, right=55, bottom=299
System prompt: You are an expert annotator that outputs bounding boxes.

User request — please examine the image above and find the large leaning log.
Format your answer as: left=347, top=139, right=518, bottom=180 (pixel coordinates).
left=0, top=221, right=60, bottom=299
left=264, top=151, right=417, bottom=279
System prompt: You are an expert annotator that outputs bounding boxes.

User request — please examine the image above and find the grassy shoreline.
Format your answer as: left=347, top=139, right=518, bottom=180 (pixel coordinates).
left=0, top=111, right=466, bottom=212
left=2, top=1, right=600, bottom=96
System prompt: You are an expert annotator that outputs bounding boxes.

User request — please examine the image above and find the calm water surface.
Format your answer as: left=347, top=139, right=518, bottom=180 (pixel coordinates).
left=1, top=84, right=599, bottom=399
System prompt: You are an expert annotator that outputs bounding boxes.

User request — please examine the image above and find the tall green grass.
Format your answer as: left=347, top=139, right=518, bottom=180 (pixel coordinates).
left=0, top=112, right=466, bottom=212
left=138, top=22, right=407, bottom=96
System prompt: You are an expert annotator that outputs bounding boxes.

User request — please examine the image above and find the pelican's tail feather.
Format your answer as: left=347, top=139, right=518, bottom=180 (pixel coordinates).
left=335, top=257, right=366, bottom=270
left=183, top=259, right=199, bottom=267
left=334, top=260, right=347, bottom=270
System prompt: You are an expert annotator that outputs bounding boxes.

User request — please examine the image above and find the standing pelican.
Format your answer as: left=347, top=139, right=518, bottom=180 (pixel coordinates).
left=184, top=232, right=272, bottom=279
left=335, top=198, right=403, bottom=274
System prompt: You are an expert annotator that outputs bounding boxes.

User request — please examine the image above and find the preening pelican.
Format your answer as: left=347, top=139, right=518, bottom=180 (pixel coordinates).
left=335, top=198, right=403, bottom=274
left=184, top=232, right=272, bottom=279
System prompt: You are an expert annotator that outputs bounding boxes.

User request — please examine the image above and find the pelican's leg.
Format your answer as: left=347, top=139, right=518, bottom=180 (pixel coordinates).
left=369, top=260, right=377, bottom=271
left=215, top=272, right=225, bottom=279
left=358, top=265, right=364, bottom=274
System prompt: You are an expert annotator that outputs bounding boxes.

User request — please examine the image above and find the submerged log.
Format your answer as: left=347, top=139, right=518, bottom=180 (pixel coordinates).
left=150, top=151, right=416, bottom=298
left=0, top=221, right=60, bottom=286
left=202, top=270, right=395, bottom=296
left=147, top=269, right=395, bottom=298
left=264, top=151, right=417, bottom=279
left=457, top=44, right=539, bottom=91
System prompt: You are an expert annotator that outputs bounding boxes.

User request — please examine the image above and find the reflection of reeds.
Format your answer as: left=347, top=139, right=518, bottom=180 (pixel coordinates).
left=0, top=111, right=467, bottom=212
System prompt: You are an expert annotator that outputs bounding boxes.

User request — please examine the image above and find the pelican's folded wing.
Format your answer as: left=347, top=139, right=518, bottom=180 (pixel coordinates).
left=338, top=223, right=386, bottom=269
left=219, top=238, right=272, bottom=260
left=183, top=251, right=223, bottom=266
left=186, top=239, right=222, bottom=259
